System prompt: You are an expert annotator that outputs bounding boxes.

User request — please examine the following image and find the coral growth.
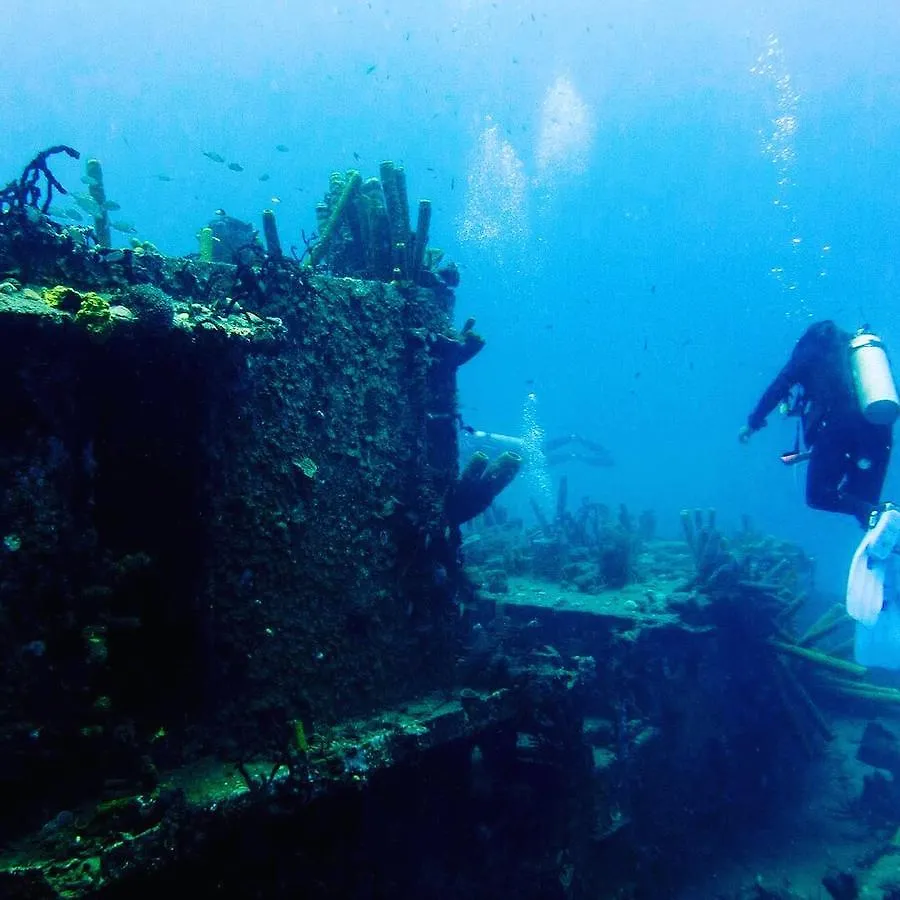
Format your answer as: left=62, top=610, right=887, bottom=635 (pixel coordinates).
left=117, top=283, right=174, bottom=332
left=42, top=284, right=114, bottom=339
left=73, top=291, right=113, bottom=338
left=0, top=145, right=80, bottom=217
left=308, top=162, right=450, bottom=289
left=446, top=450, right=523, bottom=525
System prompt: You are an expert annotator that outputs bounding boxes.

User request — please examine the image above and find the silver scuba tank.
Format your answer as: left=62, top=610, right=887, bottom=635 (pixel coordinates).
left=849, top=330, right=900, bottom=425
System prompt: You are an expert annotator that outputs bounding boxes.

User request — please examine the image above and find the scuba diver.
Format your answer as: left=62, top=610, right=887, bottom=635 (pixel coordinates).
left=542, top=433, right=615, bottom=468
left=738, top=321, right=900, bottom=643
left=462, top=427, right=614, bottom=468
left=738, top=320, right=896, bottom=529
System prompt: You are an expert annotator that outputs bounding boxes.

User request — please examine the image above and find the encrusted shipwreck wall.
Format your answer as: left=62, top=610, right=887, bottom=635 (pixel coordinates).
left=0, top=189, right=469, bottom=845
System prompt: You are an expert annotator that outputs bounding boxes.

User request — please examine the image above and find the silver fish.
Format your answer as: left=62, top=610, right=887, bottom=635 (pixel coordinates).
left=73, top=194, right=102, bottom=216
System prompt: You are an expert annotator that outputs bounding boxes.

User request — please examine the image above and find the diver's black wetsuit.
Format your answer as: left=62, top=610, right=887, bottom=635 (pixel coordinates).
left=747, top=320, right=893, bottom=526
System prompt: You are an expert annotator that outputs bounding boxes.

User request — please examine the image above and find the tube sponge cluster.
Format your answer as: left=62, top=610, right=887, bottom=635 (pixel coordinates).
left=308, top=162, right=439, bottom=286
left=446, top=451, right=523, bottom=525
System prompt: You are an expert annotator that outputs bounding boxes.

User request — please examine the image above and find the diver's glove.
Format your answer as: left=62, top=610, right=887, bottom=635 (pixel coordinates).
left=738, top=424, right=754, bottom=444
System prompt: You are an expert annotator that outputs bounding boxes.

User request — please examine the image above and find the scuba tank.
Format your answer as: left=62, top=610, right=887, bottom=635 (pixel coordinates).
left=849, top=329, right=900, bottom=425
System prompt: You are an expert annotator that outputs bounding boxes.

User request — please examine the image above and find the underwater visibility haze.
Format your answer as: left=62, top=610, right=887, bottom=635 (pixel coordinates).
left=2, top=1, right=900, bottom=898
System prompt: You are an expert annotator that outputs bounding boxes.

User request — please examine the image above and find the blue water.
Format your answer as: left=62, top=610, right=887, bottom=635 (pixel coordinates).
left=4, top=0, right=900, bottom=589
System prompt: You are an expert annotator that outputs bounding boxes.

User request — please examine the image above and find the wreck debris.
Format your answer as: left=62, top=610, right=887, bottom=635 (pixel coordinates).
left=0, top=143, right=464, bottom=818
left=3, top=146, right=897, bottom=900
left=797, top=602, right=847, bottom=647
left=670, top=510, right=860, bottom=756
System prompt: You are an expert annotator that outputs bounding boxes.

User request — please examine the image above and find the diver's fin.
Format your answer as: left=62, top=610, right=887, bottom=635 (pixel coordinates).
left=847, top=555, right=885, bottom=627
left=855, top=556, right=900, bottom=669
left=847, top=510, right=900, bottom=626
left=847, top=534, right=887, bottom=627
left=867, top=508, right=900, bottom=560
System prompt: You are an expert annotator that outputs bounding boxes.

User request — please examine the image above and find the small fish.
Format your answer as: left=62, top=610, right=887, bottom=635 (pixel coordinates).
left=258, top=173, right=270, bottom=181
left=110, top=220, right=138, bottom=235
left=450, top=177, right=455, bottom=190
left=203, top=151, right=226, bottom=163
left=366, top=64, right=377, bottom=75
left=227, top=162, right=244, bottom=172
left=214, top=208, right=227, bottom=217
left=270, top=196, right=281, bottom=204
left=275, top=144, right=290, bottom=153
left=103, top=200, right=121, bottom=211
left=353, top=152, right=360, bottom=162
left=155, top=174, right=173, bottom=182
left=74, top=194, right=102, bottom=216
left=80, top=175, right=98, bottom=186
left=64, top=207, right=84, bottom=221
